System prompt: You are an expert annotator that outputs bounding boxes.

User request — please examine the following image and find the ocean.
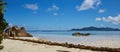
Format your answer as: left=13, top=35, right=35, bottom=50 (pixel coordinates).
left=26, top=30, right=120, bottom=48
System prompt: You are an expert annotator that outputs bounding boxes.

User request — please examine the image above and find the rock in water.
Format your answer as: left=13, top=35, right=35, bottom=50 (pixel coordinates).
left=72, top=32, right=82, bottom=36
left=3, top=26, right=33, bottom=38
left=72, top=32, right=90, bottom=36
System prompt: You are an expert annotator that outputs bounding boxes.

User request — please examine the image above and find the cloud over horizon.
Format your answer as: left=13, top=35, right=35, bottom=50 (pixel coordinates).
left=24, top=3, right=39, bottom=14
left=47, top=4, right=59, bottom=12
left=99, top=9, right=105, bottom=13
left=96, top=14, right=120, bottom=25
left=53, top=13, right=58, bottom=16
left=96, top=18, right=101, bottom=21
left=46, top=4, right=59, bottom=16
left=76, top=0, right=101, bottom=11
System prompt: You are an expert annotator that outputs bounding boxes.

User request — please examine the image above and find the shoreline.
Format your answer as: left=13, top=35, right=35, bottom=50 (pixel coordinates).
left=1, top=38, right=97, bottom=52
left=6, top=37, right=120, bottom=52
left=31, top=34, right=120, bottom=48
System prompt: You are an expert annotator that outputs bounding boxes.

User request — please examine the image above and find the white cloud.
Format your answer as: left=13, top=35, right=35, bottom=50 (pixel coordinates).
left=46, top=4, right=59, bottom=16
left=96, top=18, right=101, bottom=21
left=47, top=4, right=59, bottom=12
left=96, top=0, right=101, bottom=6
left=100, top=24, right=104, bottom=27
left=33, top=11, right=37, bottom=14
left=99, top=9, right=105, bottom=13
left=53, top=13, right=58, bottom=16
left=96, top=14, right=120, bottom=25
left=76, top=0, right=101, bottom=11
left=24, top=4, right=39, bottom=10
left=24, top=3, right=39, bottom=13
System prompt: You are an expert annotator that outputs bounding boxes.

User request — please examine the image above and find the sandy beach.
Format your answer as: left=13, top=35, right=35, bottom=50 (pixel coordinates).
left=50, top=37, right=120, bottom=48
left=1, top=0, right=120, bottom=52
left=0, top=38, right=96, bottom=52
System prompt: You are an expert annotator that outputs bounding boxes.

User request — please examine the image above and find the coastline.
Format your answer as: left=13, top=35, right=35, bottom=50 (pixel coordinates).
left=1, top=38, right=96, bottom=52
left=1, top=37, right=120, bottom=52
left=43, top=35, right=120, bottom=48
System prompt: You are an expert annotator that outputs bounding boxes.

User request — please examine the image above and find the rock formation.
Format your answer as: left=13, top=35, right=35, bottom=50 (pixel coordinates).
left=72, top=32, right=90, bottom=36
left=2, top=26, right=32, bottom=38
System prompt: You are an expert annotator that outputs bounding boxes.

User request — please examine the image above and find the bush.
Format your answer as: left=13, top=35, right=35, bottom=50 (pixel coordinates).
left=0, top=34, right=3, bottom=44
left=0, top=45, right=3, bottom=50
left=0, top=0, right=8, bottom=50
left=0, top=34, right=3, bottom=50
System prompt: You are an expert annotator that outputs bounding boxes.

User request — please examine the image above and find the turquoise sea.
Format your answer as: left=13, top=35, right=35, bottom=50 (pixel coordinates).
left=27, top=30, right=120, bottom=45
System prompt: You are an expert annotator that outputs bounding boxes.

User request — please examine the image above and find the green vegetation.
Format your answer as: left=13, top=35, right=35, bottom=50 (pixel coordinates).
left=0, top=0, right=8, bottom=50
left=72, top=32, right=90, bottom=36
left=0, top=0, right=8, bottom=34
left=0, top=34, right=3, bottom=44
left=0, top=45, right=3, bottom=49
left=0, top=34, right=3, bottom=50
left=71, top=26, right=120, bottom=31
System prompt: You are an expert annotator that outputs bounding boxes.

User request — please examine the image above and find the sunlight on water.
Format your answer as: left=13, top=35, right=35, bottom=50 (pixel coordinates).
left=27, top=31, right=120, bottom=48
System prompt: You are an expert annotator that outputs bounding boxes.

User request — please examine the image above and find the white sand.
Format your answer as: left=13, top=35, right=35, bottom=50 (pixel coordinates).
left=0, top=39, right=96, bottom=52
left=44, top=36, right=120, bottom=48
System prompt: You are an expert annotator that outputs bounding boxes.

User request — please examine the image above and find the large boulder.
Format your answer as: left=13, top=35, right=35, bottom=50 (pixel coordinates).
left=3, top=26, right=33, bottom=38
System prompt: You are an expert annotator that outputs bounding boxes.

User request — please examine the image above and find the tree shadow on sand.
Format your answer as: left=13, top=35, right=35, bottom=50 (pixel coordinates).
left=56, top=50, right=71, bottom=52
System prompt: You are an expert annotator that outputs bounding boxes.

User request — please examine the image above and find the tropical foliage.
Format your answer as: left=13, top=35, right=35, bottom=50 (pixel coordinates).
left=0, top=0, right=7, bottom=50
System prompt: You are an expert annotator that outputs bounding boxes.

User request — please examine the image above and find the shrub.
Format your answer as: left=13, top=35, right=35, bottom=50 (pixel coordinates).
left=0, top=0, right=8, bottom=50
left=0, top=45, right=3, bottom=50
left=0, top=34, right=3, bottom=44
left=0, top=34, right=3, bottom=50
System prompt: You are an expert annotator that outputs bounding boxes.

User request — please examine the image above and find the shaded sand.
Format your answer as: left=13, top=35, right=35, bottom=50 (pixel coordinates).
left=0, top=39, right=97, bottom=52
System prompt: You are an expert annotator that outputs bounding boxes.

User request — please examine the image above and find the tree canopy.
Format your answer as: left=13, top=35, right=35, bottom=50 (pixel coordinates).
left=0, top=0, right=8, bottom=34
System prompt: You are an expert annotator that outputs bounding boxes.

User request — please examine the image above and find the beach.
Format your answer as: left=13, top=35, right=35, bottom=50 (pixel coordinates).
left=29, top=31, right=120, bottom=48
left=0, top=37, right=120, bottom=52
left=1, top=0, right=120, bottom=52
left=0, top=38, right=96, bottom=52
left=1, top=31, right=120, bottom=52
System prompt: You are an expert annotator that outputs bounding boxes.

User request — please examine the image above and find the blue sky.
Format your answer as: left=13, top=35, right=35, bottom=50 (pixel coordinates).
left=4, top=0, right=120, bottom=30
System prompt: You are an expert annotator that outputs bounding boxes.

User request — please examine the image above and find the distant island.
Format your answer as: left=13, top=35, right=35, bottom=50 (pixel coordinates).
left=71, top=26, right=120, bottom=31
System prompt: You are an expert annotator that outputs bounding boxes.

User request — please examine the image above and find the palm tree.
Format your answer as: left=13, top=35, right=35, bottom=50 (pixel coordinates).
left=0, top=0, right=7, bottom=34
left=0, top=0, right=7, bottom=49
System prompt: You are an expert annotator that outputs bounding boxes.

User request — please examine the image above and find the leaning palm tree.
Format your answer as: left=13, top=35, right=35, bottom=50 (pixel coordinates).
left=0, top=0, right=7, bottom=49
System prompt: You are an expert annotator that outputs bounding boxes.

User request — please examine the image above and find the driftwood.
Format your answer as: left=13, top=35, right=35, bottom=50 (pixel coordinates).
left=7, top=38, right=120, bottom=52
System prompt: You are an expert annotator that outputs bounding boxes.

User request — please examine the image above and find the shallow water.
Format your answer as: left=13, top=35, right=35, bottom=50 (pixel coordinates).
left=27, top=31, right=120, bottom=42
left=27, top=31, right=120, bottom=48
